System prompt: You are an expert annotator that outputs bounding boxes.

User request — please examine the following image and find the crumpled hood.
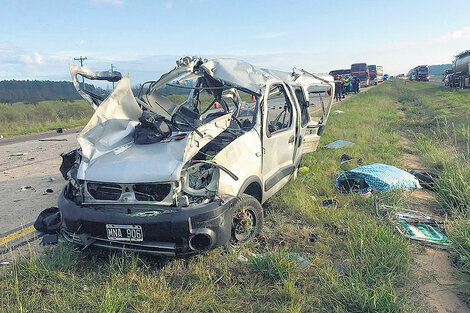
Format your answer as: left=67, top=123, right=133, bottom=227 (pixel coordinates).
left=77, top=138, right=188, bottom=183
left=76, top=75, right=232, bottom=183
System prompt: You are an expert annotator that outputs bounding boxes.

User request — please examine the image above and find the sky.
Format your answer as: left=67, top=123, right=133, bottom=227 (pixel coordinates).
left=1, top=0, right=470, bottom=86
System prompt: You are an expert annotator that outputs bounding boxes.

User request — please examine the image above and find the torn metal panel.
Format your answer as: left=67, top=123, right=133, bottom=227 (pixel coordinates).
left=213, top=129, right=262, bottom=198
left=69, top=64, right=122, bottom=109
left=201, top=58, right=274, bottom=94
left=77, top=75, right=142, bottom=164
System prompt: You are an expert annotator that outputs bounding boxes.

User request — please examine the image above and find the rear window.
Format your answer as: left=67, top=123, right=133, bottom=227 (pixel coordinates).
left=351, top=64, right=367, bottom=71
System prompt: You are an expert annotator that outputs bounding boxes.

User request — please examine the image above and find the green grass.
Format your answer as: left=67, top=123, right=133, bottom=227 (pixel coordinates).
left=0, top=100, right=94, bottom=137
left=391, top=80, right=470, bottom=305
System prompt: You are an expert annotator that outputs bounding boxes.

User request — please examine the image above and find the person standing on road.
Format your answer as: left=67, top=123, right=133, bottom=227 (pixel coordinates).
left=352, top=76, right=358, bottom=94
left=339, top=76, right=345, bottom=98
left=343, top=76, right=351, bottom=96
left=334, top=75, right=343, bottom=102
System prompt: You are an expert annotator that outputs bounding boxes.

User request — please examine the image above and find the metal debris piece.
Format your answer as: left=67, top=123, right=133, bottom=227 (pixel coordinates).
left=324, top=140, right=355, bottom=149
left=41, top=234, right=59, bottom=245
left=39, top=138, right=68, bottom=142
left=379, top=204, right=451, bottom=248
left=319, top=199, right=339, bottom=209
left=10, top=152, right=28, bottom=156
left=309, top=232, right=319, bottom=243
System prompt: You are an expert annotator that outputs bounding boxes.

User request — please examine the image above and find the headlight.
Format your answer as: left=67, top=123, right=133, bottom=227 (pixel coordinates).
left=181, top=163, right=219, bottom=197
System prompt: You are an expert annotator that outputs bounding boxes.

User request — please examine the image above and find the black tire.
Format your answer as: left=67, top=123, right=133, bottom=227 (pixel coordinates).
left=230, top=194, right=263, bottom=245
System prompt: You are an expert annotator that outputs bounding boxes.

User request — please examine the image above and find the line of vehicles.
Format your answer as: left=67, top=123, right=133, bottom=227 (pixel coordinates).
left=442, top=50, right=470, bottom=88
left=329, top=63, right=385, bottom=88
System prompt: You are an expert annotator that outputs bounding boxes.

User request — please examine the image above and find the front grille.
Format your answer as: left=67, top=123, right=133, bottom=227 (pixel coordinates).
left=84, top=181, right=173, bottom=204
left=87, top=182, right=122, bottom=200
left=133, top=184, right=171, bottom=201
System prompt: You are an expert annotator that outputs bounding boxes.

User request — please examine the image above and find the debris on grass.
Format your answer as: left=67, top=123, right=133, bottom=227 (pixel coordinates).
left=333, top=261, right=349, bottom=276
left=47, top=176, right=55, bottom=182
left=409, top=169, right=439, bottom=191
left=298, top=166, right=310, bottom=174
left=237, top=254, right=249, bottom=262
left=319, top=198, right=339, bottom=209
left=308, top=232, right=319, bottom=243
left=336, top=163, right=421, bottom=193
left=333, top=110, right=345, bottom=114
left=379, top=204, right=451, bottom=248
left=324, top=140, right=355, bottom=149
left=340, top=153, right=354, bottom=164
left=251, top=250, right=310, bottom=280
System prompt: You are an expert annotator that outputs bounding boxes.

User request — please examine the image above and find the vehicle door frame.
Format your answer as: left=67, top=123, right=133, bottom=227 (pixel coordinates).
left=261, top=80, right=298, bottom=199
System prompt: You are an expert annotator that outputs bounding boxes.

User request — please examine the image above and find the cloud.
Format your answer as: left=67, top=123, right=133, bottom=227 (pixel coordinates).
left=253, top=32, right=286, bottom=39
left=165, top=2, right=173, bottom=9
left=451, top=26, right=470, bottom=39
left=79, top=40, right=86, bottom=46
left=90, top=0, right=124, bottom=6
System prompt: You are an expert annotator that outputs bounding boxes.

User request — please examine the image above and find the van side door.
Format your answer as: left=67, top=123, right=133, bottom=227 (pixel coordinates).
left=262, top=83, right=297, bottom=199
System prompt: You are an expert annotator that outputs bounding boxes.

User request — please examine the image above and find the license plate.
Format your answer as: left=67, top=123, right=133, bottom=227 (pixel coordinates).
left=106, top=224, right=143, bottom=242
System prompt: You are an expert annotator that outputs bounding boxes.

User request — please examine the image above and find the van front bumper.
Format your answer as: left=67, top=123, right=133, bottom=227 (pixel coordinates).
left=58, top=191, right=237, bottom=256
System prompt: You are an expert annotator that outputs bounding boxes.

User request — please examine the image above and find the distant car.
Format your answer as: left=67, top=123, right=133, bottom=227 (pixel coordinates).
left=383, top=74, right=389, bottom=81
left=442, top=69, right=453, bottom=81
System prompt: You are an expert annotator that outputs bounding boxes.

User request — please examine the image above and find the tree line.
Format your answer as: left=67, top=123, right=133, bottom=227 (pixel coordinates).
left=0, top=80, right=107, bottom=103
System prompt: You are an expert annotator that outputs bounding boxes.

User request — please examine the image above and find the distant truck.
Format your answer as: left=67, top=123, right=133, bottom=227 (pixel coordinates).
left=329, top=69, right=350, bottom=78
left=408, top=66, right=429, bottom=81
left=351, top=63, right=370, bottom=87
left=376, top=66, right=384, bottom=83
left=448, top=50, right=470, bottom=88
left=368, top=65, right=377, bottom=85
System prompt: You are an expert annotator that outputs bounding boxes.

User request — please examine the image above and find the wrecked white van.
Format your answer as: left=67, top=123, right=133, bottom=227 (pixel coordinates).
left=53, top=57, right=333, bottom=256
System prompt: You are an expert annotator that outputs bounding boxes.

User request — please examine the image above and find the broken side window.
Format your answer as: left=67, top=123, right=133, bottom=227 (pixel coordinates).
left=266, top=85, right=293, bottom=136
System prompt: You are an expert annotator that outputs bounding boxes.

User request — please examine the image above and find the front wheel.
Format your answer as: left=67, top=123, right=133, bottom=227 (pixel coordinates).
left=230, top=194, right=263, bottom=245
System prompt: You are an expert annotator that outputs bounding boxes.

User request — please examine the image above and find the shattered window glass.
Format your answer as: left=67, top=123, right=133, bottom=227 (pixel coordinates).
left=266, top=85, right=293, bottom=135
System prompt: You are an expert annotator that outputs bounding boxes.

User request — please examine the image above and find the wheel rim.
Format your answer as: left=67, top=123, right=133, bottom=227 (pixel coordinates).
left=232, top=206, right=257, bottom=243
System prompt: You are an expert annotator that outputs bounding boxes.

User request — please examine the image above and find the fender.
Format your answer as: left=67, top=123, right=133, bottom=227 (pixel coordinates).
left=237, top=175, right=263, bottom=203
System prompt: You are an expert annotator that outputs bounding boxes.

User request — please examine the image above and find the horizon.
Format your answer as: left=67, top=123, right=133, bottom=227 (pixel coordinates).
left=1, top=0, right=469, bottom=85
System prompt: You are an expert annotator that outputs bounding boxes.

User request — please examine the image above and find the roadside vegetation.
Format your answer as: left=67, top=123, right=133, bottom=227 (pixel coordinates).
left=3, top=81, right=469, bottom=312
left=0, top=100, right=93, bottom=137
left=392, top=80, right=470, bottom=305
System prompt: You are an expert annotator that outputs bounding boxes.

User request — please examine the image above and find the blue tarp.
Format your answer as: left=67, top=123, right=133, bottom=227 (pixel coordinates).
left=336, top=163, right=421, bottom=192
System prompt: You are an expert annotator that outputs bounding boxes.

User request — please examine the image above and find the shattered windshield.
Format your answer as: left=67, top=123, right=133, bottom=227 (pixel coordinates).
left=140, top=73, right=257, bottom=131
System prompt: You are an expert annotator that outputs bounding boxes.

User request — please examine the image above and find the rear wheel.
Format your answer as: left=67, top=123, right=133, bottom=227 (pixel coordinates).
left=230, top=194, right=263, bottom=245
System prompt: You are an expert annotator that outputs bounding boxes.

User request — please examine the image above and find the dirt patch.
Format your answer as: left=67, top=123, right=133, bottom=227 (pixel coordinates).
left=400, top=135, right=469, bottom=313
